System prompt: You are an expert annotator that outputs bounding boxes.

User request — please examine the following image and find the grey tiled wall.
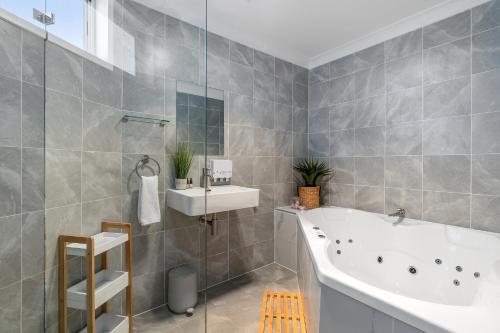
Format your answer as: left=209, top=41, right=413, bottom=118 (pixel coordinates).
left=10, top=0, right=308, bottom=327
left=308, top=0, right=500, bottom=233
left=0, top=18, right=45, bottom=332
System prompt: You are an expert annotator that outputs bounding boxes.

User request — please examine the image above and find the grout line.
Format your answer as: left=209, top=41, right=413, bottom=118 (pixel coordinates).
left=469, top=12, right=473, bottom=229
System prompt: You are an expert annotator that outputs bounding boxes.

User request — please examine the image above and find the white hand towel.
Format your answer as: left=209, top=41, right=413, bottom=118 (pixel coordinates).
left=138, top=175, right=161, bottom=225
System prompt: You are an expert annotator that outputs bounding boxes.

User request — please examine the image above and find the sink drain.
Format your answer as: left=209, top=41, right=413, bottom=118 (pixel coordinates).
left=408, top=266, right=417, bottom=275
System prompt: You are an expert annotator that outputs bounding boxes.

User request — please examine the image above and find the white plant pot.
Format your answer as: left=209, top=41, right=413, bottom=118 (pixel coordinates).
left=175, top=178, right=188, bottom=190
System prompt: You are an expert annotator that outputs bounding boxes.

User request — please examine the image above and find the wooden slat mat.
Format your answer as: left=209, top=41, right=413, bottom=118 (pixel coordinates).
left=259, top=290, right=307, bottom=333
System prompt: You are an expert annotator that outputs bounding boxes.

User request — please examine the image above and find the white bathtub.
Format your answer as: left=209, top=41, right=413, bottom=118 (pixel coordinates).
left=297, top=207, right=500, bottom=333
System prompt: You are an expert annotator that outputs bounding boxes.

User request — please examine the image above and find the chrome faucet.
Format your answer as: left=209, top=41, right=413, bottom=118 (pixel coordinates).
left=203, top=167, right=213, bottom=191
left=388, top=208, right=406, bottom=218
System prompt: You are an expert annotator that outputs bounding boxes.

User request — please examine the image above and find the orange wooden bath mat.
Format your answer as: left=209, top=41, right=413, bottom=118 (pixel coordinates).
left=259, top=290, right=307, bottom=333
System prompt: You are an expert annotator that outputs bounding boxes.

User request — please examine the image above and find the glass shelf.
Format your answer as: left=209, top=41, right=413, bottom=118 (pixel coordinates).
left=122, top=115, right=170, bottom=126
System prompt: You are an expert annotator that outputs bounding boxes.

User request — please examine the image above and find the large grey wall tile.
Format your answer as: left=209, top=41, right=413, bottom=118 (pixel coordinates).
left=0, top=19, right=21, bottom=80
left=331, top=157, right=354, bottom=185
left=22, top=148, right=44, bottom=213
left=385, top=156, right=422, bottom=189
left=165, top=44, right=199, bottom=83
left=229, top=125, right=254, bottom=156
left=330, top=129, right=354, bottom=157
left=207, top=32, right=229, bottom=59
left=21, top=211, right=44, bottom=279
left=45, top=90, right=82, bottom=150
left=472, top=27, right=500, bottom=74
left=229, top=215, right=255, bottom=250
left=275, top=104, right=292, bottom=131
left=424, top=77, right=471, bottom=119
left=21, top=83, right=44, bottom=148
left=355, top=126, right=385, bottom=156
left=0, top=74, right=21, bottom=147
left=331, top=183, right=355, bottom=208
left=386, top=54, right=422, bottom=92
left=330, top=55, right=354, bottom=78
left=254, top=50, right=274, bottom=74
left=293, top=106, right=308, bottom=133
left=83, top=101, right=122, bottom=152
left=133, top=232, right=164, bottom=276
left=331, top=102, right=354, bottom=130
left=309, top=108, right=329, bottom=133
left=275, top=58, right=294, bottom=82
left=254, top=128, right=275, bottom=156
left=231, top=156, right=253, bottom=186
left=354, top=43, right=384, bottom=70
left=46, top=42, right=82, bottom=97
left=386, top=123, right=422, bottom=156
left=45, top=150, right=81, bottom=209
left=472, top=0, right=500, bottom=34
left=355, top=95, right=385, bottom=128
left=164, top=225, right=199, bottom=269
left=0, top=214, right=21, bottom=288
left=423, top=191, right=470, bottom=227
left=385, top=188, right=422, bottom=219
left=83, top=60, right=122, bottom=108
left=253, top=157, right=274, bottom=185
left=0, top=281, right=21, bottom=332
left=471, top=194, right=500, bottom=232
left=165, top=16, right=199, bottom=49
left=309, top=133, right=330, bottom=157
left=472, top=154, right=500, bottom=195
left=331, top=74, right=355, bottom=104
left=254, top=70, right=275, bottom=102
left=293, top=82, right=308, bottom=109
left=22, top=273, right=44, bottom=332
left=254, top=99, right=274, bottom=129
left=472, top=68, right=500, bottom=114
left=472, top=111, right=500, bottom=153
left=385, top=29, right=422, bottom=61
left=132, top=271, right=165, bottom=315
left=122, top=116, right=164, bottom=154
left=82, top=196, right=122, bottom=235
left=293, top=133, right=308, bottom=157
left=424, top=38, right=470, bottom=85
left=309, top=63, right=330, bottom=85
left=0, top=147, right=21, bottom=217
left=229, top=93, right=253, bottom=126
left=355, top=157, right=384, bottom=186
left=422, top=116, right=470, bottom=155
left=230, top=62, right=253, bottom=96
left=276, top=79, right=293, bottom=105
left=275, top=130, right=293, bottom=157
left=423, top=11, right=471, bottom=49
left=275, top=157, right=292, bottom=183
left=309, top=81, right=331, bottom=109
left=229, top=245, right=254, bottom=278
left=355, top=186, right=384, bottom=213
left=423, top=155, right=470, bottom=193
left=294, top=65, right=308, bottom=86
left=230, top=41, right=254, bottom=66
left=123, top=0, right=165, bottom=38
left=122, top=72, right=164, bottom=115
left=22, top=31, right=44, bottom=86
left=207, top=53, right=230, bottom=91
left=386, top=87, right=422, bottom=124
left=355, top=64, right=385, bottom=98
left=82, top=152, right=121, bottom=202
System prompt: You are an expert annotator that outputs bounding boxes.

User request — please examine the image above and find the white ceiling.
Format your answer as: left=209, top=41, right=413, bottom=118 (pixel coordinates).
left=142, top=0, right=489, bottom=68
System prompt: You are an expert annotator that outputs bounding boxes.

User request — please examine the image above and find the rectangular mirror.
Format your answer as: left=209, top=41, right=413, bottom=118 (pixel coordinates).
left=176, top=81, right=224, bottom=155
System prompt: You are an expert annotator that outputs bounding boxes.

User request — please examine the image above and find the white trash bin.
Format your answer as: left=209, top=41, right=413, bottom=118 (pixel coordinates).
left=168, top=265, right=197, bottom=314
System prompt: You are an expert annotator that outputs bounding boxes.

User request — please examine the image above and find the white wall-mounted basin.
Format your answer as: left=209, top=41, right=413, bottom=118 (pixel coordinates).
left=167, top=185, right=259, bottom=216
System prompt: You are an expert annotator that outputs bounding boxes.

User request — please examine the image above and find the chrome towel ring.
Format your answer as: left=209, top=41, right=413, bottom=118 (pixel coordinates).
left=135, top=155, right=161, bottom=177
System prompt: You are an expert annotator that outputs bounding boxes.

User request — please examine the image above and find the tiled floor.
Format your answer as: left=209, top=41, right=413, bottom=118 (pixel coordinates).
left=134, top=263, right=298, bottom=333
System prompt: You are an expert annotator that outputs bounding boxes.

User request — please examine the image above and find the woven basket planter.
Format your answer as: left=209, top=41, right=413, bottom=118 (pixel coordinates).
left=298, top=186, right=320, bottom=209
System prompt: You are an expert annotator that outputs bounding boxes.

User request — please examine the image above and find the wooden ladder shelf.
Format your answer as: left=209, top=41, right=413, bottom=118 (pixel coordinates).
left=58, top=221, right=133, bottom=333
left=259, top=290, right=307, bottom=333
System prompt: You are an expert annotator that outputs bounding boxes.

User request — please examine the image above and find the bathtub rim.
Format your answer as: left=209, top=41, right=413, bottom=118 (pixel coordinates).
left=296, top=206, right=500, bottom=333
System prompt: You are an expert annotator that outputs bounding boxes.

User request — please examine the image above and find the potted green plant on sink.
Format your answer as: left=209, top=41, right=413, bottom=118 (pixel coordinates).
left=293, top=158, right=333, bottom=209
left=171, top=143, right=194, bottom=190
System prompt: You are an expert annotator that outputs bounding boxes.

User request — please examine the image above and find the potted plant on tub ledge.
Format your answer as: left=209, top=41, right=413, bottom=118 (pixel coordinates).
left=293, top=158, right=333, bottom=209
left=171, top=143, right=194, bottom=190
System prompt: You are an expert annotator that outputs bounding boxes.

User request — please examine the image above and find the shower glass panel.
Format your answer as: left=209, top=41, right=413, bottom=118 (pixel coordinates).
left=42, top=0, right=209, bottom=332
left=0, top=1, right=46, bottom=332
